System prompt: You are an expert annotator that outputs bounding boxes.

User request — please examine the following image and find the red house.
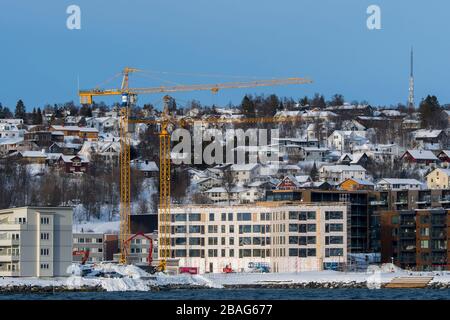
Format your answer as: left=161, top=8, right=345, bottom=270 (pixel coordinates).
left=58, top=155, right=89, bottom=173
left=437, top=150, right=450, bottom=164
left=400, top=149, right=439, bottom=166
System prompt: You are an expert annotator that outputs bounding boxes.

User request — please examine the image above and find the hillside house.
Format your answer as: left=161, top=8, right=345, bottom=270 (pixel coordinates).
left=319, top=164, right=367, bottom=183
left=401, top=149, right=439, bottom=167
left=426, top=168, right=450, bottom=189
left=57, top=155, right=89, bottom=173
left=376, top=178, right=423, bottom=191
left=412, top=129, right=447, bottom=150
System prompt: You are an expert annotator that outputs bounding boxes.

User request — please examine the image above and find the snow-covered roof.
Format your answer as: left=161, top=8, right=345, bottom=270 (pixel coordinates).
left=294, top=175, right=311, bottom=184
left=0, top=137, right=23, bottom=145
left=342, top=178, right=374, bottom=186
left=320, top=164, right=367, bottom=173
left=413, top=129, right=443, bottom=139
left=231, top=163, right=259, bottom=172
left=60, top=155, right=89, bottom=163
left=377, top=178, right=422, bottom=185
left=404, top=149, right=439, bottom=160
left=20, top=151, right=46, bottom=158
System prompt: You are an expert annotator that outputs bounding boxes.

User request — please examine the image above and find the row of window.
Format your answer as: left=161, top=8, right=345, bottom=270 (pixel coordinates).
left=40, top=263, right=50, bottom=270
left=75, top=237, right=103, bottom=244
left=173, top=248, right=272, bottom=258
left=40, top=233, right=50, bottom=240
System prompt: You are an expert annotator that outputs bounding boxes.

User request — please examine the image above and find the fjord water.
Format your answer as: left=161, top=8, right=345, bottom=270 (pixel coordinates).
left=1, top=289, right=450, bottom=300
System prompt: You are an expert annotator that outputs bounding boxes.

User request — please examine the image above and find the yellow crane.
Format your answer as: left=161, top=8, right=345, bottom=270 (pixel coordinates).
left=78, top=67, right=312, bottom=269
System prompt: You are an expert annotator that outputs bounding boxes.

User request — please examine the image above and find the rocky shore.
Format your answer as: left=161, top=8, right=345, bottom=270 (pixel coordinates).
left=0, top=284, right=106, bottom=293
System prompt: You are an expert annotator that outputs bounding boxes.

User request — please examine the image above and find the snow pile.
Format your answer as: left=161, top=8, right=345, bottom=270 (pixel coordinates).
left=65, top=275, right=149, bottom=292
left=379, top=263, right=406, bottom=273
left=152, top=272, right=223, bottom=288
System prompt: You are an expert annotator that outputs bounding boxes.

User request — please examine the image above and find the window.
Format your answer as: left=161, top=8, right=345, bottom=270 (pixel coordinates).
left=325, top=211, right=343, bottom=220
left=174, top=214, right=187, bottom=222
left=306, top=224, right=316, bottom=232
left=420, top=228, right=429, bottom=236
left=299, top=249, right=307, bottom=257
left=307, top=236, right=316, bottom=244
left=229, top=249, right=234, bottom=257
left=40, top=217, right=50, bottom=224
left=307, top=249, right=316, bottom=257
left=325, top=223, right=343, bottom=232
left=391, top=216, right=399, bottom=224
left=208, top=249, right=218, bottom=257
left=289, top=211, right=299, bottom=220
left=221, top=249, right=226, bottom=257
left=420, top=240, right=429, bottom=249
left=229, top=237, right=234, bottom=245
left=97, top=238, right=103, bottom=243
left=40, top=263, right=50, bottom=269
left=189, top=238, right=203, bottom=246
left=289, top=248, right=298, bottom=257
left=221, top=213, right=226, bottom=221
left=299, top=224, right=307, bottom=233
left=289, top=224, right=298, bottom=232
left=326, top=236, right=343, bottom=245
left=289, top=236, right=298, bottom=244
left=40, top=233, right=50, bottom=240
left=174, top=225, right=186, bottom=233
left=239, top=249, right=252, bottom=258
left=228, top=213, right=233, bottom=221
left=209, top=213, right=215, bottom=221
left=189, top=213, right=201, bottom=222
left=325, top=248, right=343, bottom=257
left=188, top=225, right=203, bottom=234
left=237, top=213, right=251, bottom=221
left=239, top=225, right=252, bottom=234
left=221, top=237, right=225, bottom=246
left=175, top=238, right=186, bottom=245
left=40, top=248, right=50, bottom=256
left=188, top=249, right=203, bottom=257
left=208, top=225, right=218, bottom=233
left=175, top=249, right=187, bottom=257
left=229, top=225, right=235, bottom=233
left=307, top=212, right=316, bottom=220
left=239, top=237, right=252, bottom=246
left=208, top=237, right=218, bottom=246
left=253, top=225, right=262, bottom=233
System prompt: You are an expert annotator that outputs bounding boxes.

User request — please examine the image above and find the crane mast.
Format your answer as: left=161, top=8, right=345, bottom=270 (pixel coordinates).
left=78, top=67, right=312, bottom=269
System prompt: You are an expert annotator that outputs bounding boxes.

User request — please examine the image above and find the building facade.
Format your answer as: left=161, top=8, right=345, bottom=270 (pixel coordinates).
left=161, top=203, right=348, bottom=274
left=0, top=207, right=72, bottom=277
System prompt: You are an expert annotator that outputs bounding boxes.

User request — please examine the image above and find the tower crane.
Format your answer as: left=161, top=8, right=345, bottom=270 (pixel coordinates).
left=78, top=67, right=312, bottom=270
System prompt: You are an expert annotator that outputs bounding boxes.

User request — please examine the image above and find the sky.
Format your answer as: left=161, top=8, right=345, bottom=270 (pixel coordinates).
left=0, top=0, right=449, bottom=110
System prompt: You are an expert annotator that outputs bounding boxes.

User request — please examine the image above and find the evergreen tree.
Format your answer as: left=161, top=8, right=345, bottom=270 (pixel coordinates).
left=300, top=96, right=309, bottom=106
left=14, top=99, right=26, bottom=120
left=310, top=162, right=319, bottom=181
left=36, top=108, right=43, bottom=124
left=311, top=93, right=326, bottom=108
left=330, top=94, right=345, bottom=106
left=31, top=108, right=38, bottom=125
left=241, top=95, right=255, bottom=117
left=419, top=95, right=447, bottom=129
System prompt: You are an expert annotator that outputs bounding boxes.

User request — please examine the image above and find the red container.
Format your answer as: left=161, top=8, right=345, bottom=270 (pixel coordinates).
left=179, top=267, right=198, bottom=275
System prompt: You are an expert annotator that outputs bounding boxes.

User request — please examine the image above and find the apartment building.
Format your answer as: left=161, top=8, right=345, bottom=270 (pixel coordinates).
left=112, top=232, right=158, bottom=265
left=380, top=208, right=449, bottom=271
left=73, top=232, right=105, bottom=263
left=0, top=207, right=72, bottom=277
left=161, top=203, right=348, bottom=274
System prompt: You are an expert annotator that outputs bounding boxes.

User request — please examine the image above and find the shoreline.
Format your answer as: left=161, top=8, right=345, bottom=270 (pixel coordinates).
left=1, top=281, right=450, bottom=293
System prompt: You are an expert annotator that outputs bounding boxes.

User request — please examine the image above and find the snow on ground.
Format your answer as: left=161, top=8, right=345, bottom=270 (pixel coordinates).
left=3, top=263, right=450, bottom=292
left=73, top=220, right=120, bottom=233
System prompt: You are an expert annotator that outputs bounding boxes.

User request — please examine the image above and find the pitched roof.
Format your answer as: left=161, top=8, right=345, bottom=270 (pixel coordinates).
left=404, top=149, right=439, bottom=160
left=377, top=178, right=422, bottom=185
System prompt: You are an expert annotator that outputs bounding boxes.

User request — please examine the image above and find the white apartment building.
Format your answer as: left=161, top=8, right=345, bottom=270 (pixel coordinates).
left=0, top=207, right=73, bottom=277
left=161, top=203, right=348, bottom=274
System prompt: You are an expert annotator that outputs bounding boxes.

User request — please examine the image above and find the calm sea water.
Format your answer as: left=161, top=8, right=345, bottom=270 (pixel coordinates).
left=0, top=288, right=449, bottom=300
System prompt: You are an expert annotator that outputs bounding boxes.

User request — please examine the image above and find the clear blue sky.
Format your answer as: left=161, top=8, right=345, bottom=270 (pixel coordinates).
left=0, top=0, right=449, bottom=110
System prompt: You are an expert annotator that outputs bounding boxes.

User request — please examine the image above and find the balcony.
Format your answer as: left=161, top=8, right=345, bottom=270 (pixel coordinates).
left=439, top=196, right=450, bottom=204
left=394, top=199, right=408, bottom=205
left=399, top=232, right=416, bottom=239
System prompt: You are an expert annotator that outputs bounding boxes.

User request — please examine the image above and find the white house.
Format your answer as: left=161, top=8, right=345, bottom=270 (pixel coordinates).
left=426, top=168, right=450, bottom=190
left=327, top=130, right=368, bottom=152
left=319, top=164, right=367, bottom=183
left=230, top=163, right=260, bottom=185
left=376, top=178, right=423, bottom=191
